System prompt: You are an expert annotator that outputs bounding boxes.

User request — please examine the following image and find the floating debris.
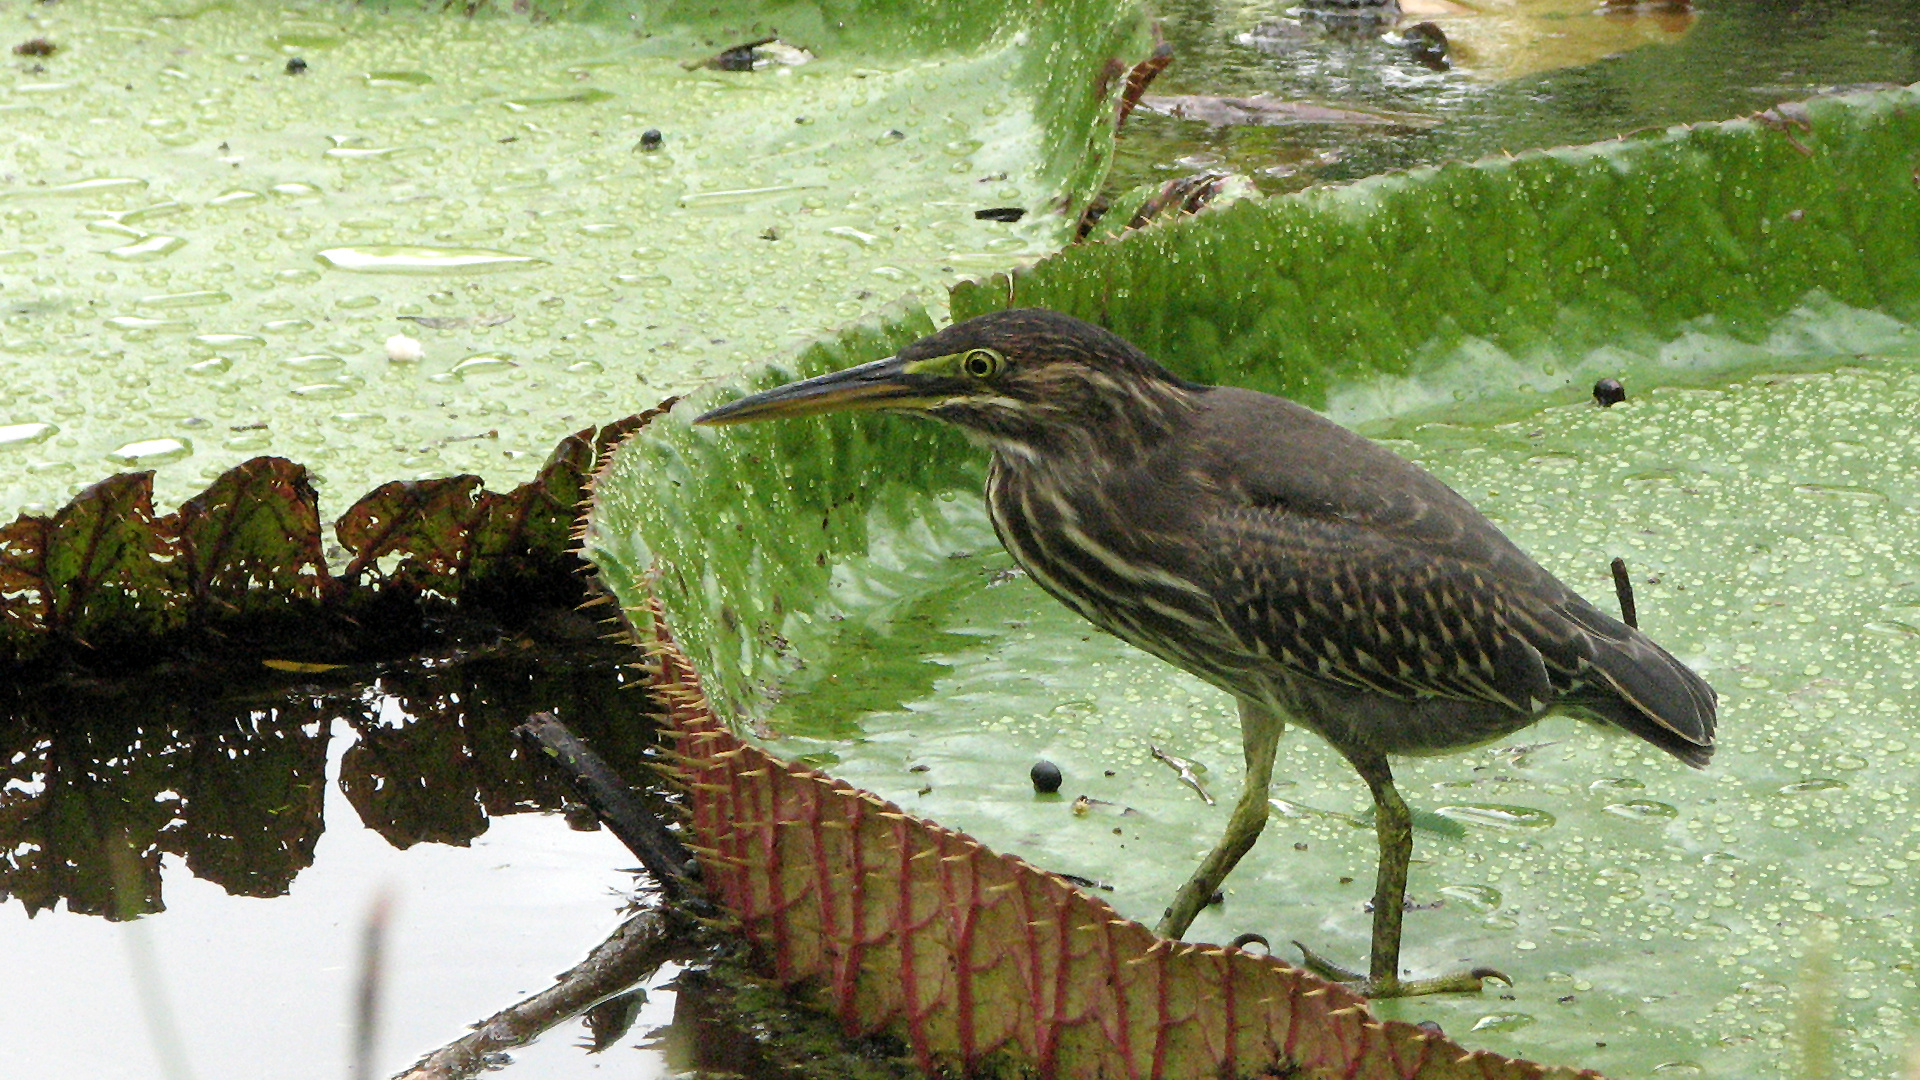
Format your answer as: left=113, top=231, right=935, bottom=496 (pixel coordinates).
left=690, top=37, right=814, bottom=72
left=1138, top=94, right=1440, bottom=129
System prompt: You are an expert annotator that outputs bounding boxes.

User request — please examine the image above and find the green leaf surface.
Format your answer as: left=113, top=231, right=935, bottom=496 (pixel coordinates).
left=0, top=0, right=1146, bottom=520
left=585, top=85, right=1920, bottom=1078
left=954, top=91, right=1920, bottom=425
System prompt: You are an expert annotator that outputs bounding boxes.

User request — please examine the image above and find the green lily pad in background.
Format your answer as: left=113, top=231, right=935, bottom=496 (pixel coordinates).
left=0, top=0, right=1147, bottom=520
left=586, top=85, right=1920, bottom=1078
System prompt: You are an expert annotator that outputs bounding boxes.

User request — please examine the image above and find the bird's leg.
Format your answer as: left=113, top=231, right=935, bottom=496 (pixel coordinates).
left=1294, top=750, right=1508, bottom=998
left=1154, top=699, right=1284, bottom=939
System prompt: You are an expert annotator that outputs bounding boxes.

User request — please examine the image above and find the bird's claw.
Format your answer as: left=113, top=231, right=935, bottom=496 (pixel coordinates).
left=1291, top=941, right=1509, bottom=998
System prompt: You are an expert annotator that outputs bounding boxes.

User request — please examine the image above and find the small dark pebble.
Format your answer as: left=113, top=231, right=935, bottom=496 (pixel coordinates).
left=284, top=56, right=307, bottom=75
left=1593, top=376, right=1627, bottom=406
left=13, top=38, right=57, bottom=57
left=1030, top=759, right=1062, bottom=794
left=975, top=206, right=1027, bottom=222
left=1293, top=841, right=1308, bottom=850
left=638, top=128, right=663, bottom=151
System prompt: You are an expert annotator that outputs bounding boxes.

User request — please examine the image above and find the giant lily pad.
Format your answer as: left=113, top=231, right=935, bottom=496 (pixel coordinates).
left=585, top=85, right=1920, bottom=1077
left=0, top=0, right=1147, bottom=521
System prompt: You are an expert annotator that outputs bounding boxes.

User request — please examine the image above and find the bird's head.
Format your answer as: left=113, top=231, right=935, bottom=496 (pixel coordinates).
left=694, top=308, right=1198, bottom=459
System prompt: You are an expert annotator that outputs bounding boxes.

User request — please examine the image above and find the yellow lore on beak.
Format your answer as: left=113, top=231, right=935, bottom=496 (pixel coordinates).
left=693, top=356, right=950, bottom=425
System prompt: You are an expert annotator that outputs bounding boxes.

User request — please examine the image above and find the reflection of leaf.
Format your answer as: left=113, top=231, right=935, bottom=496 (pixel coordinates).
left=174, top=702, right=329, bottom=898
left=340, top=704, right=489, bottom=850
left=0, top=634, right=659, bottom=917
left=0, top=717, right=173, bottom=920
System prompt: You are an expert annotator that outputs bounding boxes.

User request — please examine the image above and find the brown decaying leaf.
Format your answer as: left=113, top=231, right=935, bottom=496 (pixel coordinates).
left=169, top=457, right=327, bottom=613
left=0, top=415, right=642, bottom=665
left=337, top=476, right=490, bottom=595
left=627, top=595, right=1603, bottom=1080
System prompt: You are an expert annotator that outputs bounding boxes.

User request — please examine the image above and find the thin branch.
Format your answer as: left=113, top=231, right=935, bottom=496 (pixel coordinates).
left=392, top=905, right=686, bottom=1080
left=513, top=712, right=702, bottom=903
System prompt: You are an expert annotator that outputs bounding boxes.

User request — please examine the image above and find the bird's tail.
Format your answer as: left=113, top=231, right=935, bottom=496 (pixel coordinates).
left=1563, top=599, right=1717, bottom=768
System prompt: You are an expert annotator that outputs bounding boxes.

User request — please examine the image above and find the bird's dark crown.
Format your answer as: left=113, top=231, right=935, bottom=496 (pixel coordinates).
left=903, top=309, right=1202, bottom=455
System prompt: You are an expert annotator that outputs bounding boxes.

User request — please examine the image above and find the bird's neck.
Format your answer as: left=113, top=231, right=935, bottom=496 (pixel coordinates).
left=990, top=378, right=1200, bottom=474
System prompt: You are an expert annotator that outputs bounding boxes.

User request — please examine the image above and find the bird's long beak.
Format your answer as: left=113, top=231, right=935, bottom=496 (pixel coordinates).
left=693, top=356, right=945, bottom=425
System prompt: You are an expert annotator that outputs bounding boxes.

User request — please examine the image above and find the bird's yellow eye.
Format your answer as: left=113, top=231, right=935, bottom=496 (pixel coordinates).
left=961, top=348, right=1003, bottom=379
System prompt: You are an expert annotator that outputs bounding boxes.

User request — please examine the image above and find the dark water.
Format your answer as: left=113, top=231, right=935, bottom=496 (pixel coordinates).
left=1109, top=0, right=1920, bottom=199
left=7, top=3, right=1920, bottom=1078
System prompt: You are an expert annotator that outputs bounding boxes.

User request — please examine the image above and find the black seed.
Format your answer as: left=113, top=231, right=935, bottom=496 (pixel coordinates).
left=975, top=206, right=1026, bottom=222
left=1593, top=376, right=1626, bottom=406
left=1030, top=759, right=1062, bottom=793
left=284, top=56, right=307, bottom=75
left=638, top=128, right=663, bottom=151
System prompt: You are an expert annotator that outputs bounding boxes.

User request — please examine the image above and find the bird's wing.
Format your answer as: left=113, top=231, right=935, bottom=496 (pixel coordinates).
left=1202, top=505, right=1562, bottom=711
left=1190, top=388, right=1567, bottom=594
left=1179, top=389, right=1714, bottom=757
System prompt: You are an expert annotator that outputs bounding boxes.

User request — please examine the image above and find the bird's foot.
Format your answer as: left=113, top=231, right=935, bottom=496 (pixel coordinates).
left=1292, top=940, right=1509, bottom=998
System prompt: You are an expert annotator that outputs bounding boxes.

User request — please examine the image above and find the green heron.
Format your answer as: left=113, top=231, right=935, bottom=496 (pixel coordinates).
left=696, top=309, right=1716, bottom=997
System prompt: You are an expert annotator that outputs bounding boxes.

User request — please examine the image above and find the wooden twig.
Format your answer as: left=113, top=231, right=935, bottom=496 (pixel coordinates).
left=514, top=712, right=703, bottom=903
left=1610, top=556, right=1638, bottom=629
left=393, top=905, right=685, bottom=1080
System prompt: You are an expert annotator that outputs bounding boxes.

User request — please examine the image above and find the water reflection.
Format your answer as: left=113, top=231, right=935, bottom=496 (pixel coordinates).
left=0, top=637, right=665, bottom=920
left=1110, top=0, right=1920, bottom=198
